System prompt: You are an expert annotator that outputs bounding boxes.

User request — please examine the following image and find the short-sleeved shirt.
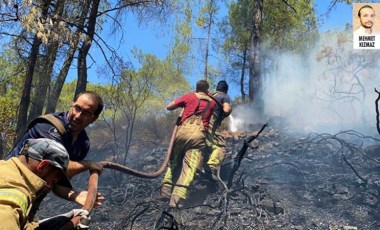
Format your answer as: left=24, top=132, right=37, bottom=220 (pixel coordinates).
left=212, top=92, right=231, bottom=121
left=4, top=112, right=90, bottom=161
left=175, top=93, right=216, bottom=130
left=210, top=91, right=231, bottom=131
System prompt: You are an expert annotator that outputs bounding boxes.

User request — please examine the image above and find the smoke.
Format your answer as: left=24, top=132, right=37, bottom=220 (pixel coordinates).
left=230, top=33, right=380, bottom=135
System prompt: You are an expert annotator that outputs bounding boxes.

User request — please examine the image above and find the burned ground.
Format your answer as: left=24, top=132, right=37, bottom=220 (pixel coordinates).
left=39, top=123, right=380, bottom=230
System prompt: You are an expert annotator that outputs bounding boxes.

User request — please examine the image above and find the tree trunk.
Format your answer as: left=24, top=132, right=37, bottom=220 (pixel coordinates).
left=15, top=0, right=52, bottom=142
left=29, top=42, right=58, bottom=119
left=46, top=45, right=77, bottom=113
left=46, top=1, right=89, bottom=113
left=30, top=0, right=67, bottom=118
left=75, top=0, right=100, bottom=98
left=203, top=10, right=213, bottom=81
left=248, top=0, right=263, bottom=114
left=123, top=109, right=136, bottom=166
left=240, top=46, right=248, bottom=102
left=15, top=35, right=42, bottom=142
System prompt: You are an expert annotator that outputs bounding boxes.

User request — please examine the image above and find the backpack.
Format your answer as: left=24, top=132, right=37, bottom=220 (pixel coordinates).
left=27, top=114, right=66, bottom=136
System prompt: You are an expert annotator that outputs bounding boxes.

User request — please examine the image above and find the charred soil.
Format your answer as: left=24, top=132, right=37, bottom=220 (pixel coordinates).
left=39, top=123, right=380, bottom=230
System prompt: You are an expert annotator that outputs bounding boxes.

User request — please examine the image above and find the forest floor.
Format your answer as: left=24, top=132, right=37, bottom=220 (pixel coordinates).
left=39, top=120, right=380, bottom=230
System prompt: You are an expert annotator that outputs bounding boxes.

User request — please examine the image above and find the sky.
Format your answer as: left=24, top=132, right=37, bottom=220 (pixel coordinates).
left=315, top=1, right=352, bottom=32
left=79, top=0, right=354, bottom=90
left=66, top=1, right=380, bottom=135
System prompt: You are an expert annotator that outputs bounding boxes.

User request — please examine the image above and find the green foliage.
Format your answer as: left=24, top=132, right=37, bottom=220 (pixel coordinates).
left=169, top=0, right=194, bottom=76
left=55, top=80, right=77, bottom=112
left=56, top=80, right=110, bottom=113
left=0, top=50, right=23, bottom=154
left=226, top=0, right=318, bottom=54
left=261, top=0, right=318, bottom=53
left=221, top=0, right=319, bottom=101
left=93, top=51, right=190, bottom=164
left=115, top=50, right=190, bottom=120
left=228, top=0, right=253, bottom=44
left=0, top=97, right=16, bottom=135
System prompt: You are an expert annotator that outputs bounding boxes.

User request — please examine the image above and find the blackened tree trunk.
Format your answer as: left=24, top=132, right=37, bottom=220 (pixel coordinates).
left=203, top=1, right=214, bottom=81
left=15, top=35, right=42, bottom=142
left=46, top=44, right=77, bottom=113
left=240, top=45, right=248, bottom=103
left=248, top=0, right=263, bottom=113
left=75, top=0, right=100, bottom=98
left=29, top=42, right=59, bottom=119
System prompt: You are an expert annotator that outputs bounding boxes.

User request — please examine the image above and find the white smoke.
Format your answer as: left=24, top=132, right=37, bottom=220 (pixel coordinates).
left=230, top=33, right=380, bottom=135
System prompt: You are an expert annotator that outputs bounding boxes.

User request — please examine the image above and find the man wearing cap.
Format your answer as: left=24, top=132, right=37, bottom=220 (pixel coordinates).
left=4, top=91, right=105, bottom=208
left=0, top=138, right=89, bottom=229
left=205, top=80, right=232, bottom=179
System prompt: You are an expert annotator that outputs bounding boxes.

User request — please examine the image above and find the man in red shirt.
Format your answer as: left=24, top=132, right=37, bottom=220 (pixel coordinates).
left=161, top=80, right=216, bottom=208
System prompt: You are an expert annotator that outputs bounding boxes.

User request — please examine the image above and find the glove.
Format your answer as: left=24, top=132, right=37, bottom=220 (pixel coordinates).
left=38, top=209, right=89, bottom=230
left=72, top=209, right=90, bottom=230
left=72, top=209, right=89, bottom=218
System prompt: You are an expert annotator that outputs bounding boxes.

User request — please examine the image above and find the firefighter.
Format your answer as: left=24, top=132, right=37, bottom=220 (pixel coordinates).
left=205, top=80, right=232, bottom=179
left=4, top=91, right=104, bottom=208
left=161, top=80, right=216, bottom=208
left=0, top=138, right=90, bottom=229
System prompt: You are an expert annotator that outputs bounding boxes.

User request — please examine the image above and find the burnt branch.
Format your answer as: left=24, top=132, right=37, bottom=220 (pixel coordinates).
left=287, top=130, right=380, bottom=186
left=121, top=201, right=151, bottom=229
left=281, top=0, right=297, bottom=13
left=227, top=123, right=268, bottom=188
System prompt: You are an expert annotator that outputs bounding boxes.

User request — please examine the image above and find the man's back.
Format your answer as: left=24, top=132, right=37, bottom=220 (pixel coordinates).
left=173, top=92, right=216, bottom=131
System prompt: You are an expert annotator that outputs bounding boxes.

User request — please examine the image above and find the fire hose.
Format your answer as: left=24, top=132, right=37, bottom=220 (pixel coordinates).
left=99, top=118, right=178, bottom=178
left=60, top=93, right=220, bottom=229
left=98, top=93, right=221, bottom=177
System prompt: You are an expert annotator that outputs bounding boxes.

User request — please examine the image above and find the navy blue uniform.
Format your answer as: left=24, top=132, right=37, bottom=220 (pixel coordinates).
left=4, top=112, right=89, bottom=161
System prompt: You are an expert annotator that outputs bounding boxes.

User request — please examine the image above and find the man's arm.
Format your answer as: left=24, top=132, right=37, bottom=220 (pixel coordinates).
left=166, top=101, right=178, bottom=111
left=53, top=185, right=104, bottom=207
left=0, top=204, right=24, bottom=229
left=223, top=102, right=232, bottom=117
left=66, top=160, right=103, bottom=178
left=54, top=160, right=104, bottom=206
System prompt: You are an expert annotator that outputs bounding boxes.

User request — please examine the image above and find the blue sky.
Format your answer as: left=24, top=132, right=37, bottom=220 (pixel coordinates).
left=315, top=1, right=352, bottom=32
left=78, top=1, right=354, bottom=90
